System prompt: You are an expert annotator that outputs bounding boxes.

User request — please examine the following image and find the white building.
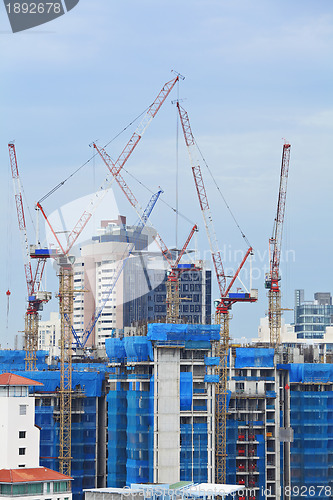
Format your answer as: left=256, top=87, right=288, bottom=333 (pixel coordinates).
left=0, top=373, right=72, bottom=499
left=38, top=312, right=61, bottom=356
left=254, top=317, right=333, bottom=345
left=72, top=217, right=162, bottom=349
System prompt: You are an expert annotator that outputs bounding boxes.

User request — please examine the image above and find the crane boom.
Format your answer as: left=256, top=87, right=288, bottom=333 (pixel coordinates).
left=114, top=76, right=179, bottom=175
left=80, top=189, right=163, bottom=347
left=8, top=143, right=34, bottom=294
left=270, top=143, right=291, bottom=285
left=177, top=103, right=226, bottom=296
left=94, top=143, right=173, bottom=266
left=8, top=143, right=52, bottom=371
left=177, top=103, right=257, bottom=485
left=265, top=143, right=291, bottom=346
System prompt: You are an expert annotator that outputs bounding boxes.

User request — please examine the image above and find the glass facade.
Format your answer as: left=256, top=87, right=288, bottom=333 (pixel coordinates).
left=294, top=290, right=333, bottom=339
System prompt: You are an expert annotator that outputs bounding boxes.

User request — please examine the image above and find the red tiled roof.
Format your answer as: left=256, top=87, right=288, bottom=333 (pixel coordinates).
left=0, top=373, right=43, bottom=387
left=0, top=467, right=72, bottom=483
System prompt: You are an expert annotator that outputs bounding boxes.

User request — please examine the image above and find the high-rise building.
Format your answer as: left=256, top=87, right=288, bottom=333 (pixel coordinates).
left=72, top=217, right=211, bottom=348
left=294, top=290, right=333, bottom=339
left=38, top=312, right=61, bottom=356
left=105, top=323, right=219, bottom=486
left=72, top=216, right=153, bottom=348
left=0, top=373, right=72, bottom=500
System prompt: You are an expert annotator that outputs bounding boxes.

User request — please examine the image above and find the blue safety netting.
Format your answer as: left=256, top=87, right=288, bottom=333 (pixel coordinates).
left=290, top=390, right=333, bottom=499
left=226, top=420, right=238, bottom=485
left=180, top=423, right=208, bottom=483
left=13, top=370, right=105, bottom=397
left=107, top=389, right=127, bottom=487
left=216, top=391, right=231, bottom=413
left=0, top=350, right=49, bottom=371
left=36, top=395, right=97, bottom=499
left=126, top=383, right=153, bottom=486
left=124, top=337, right=154, bottom=362
left=279, top=363, right=333, bottom=383
left=204, top=374, right=219, bottom=383
left=147, top=323, right=220, bottom=342
left=204, top=356, right=220, bottom=366
left=180, top=372, right=193, bottom=411
left=235, top=348, right=274, bottom=368
left=105, top=337, right=153, bottom=362
left=107, top=379, right=154, bottom=488
left=105, top=338, right=126, bottom=362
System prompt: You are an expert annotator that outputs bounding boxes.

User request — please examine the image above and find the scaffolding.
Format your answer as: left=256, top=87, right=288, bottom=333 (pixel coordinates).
left=59, top=262, right=74, bottom=476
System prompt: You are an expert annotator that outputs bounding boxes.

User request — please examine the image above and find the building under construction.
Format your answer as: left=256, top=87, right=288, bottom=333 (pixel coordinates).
left=1, top=334, right=333, bottom=500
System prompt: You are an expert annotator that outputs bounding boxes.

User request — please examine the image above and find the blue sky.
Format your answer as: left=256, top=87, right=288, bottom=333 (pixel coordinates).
left=1, top=0, right=333, bottom=346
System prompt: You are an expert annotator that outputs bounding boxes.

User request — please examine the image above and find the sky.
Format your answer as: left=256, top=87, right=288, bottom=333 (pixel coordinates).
left=1, top=0, right=333, bottom=347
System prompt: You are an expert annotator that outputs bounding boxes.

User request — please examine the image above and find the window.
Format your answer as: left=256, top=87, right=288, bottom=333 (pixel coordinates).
left=19, top=448, right=26, bottom=455
left=54, top=481, right=68, bottom=493
left=19, top=431, right=26, bottom=439
left=27, top=482, right=43, bottom=494
left=19, top=405, right=27, bottom=415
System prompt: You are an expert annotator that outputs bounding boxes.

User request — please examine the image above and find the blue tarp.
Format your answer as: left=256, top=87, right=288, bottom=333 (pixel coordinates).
left=147, top=323, right=220, bottom=342
left=278, top=363, right=333, bottom=383
left=204, top=356, right=220, bottom=366
left=124, top=337, right=154, bottom=362
left=235, top=347, right=274, bottom=368
left=105, top=337, right=153, bottom=362
left=204, top=374, right=219, bottom=383
left=180, top=372, right=193, bottom=411
left=105, top=338, right=126, bottom=362
left=0, top=350, right=49, bottom=371
left=12, top=370, right=104, bottom=397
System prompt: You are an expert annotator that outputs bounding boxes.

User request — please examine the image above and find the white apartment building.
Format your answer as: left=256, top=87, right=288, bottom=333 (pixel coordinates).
left=72, top=217, right=162, bottom=349
left=0, top=372, right=72, bottom=499
left=38, top=312, right=61, bottom=356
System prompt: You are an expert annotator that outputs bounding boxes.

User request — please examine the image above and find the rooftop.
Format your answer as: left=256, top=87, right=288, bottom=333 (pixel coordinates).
left=0, top=373, right=43, bottom=387
left=0, top=467, right=72, bottom=483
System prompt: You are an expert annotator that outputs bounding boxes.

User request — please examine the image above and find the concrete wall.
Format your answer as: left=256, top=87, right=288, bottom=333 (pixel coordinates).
left=154, top=347, right=180, bottom=483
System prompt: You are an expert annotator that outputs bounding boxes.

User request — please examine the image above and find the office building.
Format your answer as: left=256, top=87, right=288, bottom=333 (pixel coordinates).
left=294, top=290, right=333, bottom=339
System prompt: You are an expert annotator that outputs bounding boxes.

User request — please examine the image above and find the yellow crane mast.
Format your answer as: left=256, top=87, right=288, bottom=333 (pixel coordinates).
left=177, top=102, right=257, bottom=483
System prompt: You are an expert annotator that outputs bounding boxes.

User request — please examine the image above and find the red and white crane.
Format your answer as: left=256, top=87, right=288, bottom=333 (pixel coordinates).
left=265, top=143, right=291, bottom=346
left=8, top=143, right=52, bottom=370
left=177, top=102, right=257, bottom=484
left=34, top=75, right=180, bottom=475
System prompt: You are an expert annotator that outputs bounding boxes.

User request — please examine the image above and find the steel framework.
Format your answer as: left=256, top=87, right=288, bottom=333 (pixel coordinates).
left=177, top=103, right=257, bottom=483
left=265, top=143, right=291, bottom=346
left=8, top=143, right=51, bottom=370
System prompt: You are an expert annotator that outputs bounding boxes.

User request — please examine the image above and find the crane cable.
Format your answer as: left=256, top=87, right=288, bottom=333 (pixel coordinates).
left=194, top=138, right=252, bottom=250
left=6, top=169, right=12, bottom=329
left=38, top=104, right=196, bottom=226
left=38, top=106, right=152, bottom=204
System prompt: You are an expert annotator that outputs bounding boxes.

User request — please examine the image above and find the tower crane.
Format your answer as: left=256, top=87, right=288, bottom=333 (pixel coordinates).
left=36, top=75, right=179, bottom=475
left=265, top=143, right=291, bottom=346
left=71, top=190, right=164, bottom=349
left=166, top=224, right=198, bottom=324
left=176, top=103, right=257, bottom=484
left=94, top=141, right=200, bottom=324
left=8, top=143, right=52, bottom=370
left=38, top=188, right=161, bottom=476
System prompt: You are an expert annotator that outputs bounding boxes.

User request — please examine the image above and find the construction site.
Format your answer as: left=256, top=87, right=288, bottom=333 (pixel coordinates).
left=2, top=75, right=333, bottom=500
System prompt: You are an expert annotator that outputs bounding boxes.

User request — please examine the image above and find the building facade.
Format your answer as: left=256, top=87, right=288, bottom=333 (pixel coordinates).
left=0, top=373, right=72, bottom=500
left=72, top=217, right=211, bottom=348
left=105, top=323, right=219, bottom=487
left=294, top=290, right=333, bottom=339
left=38, top=312, right=61, bottom=356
